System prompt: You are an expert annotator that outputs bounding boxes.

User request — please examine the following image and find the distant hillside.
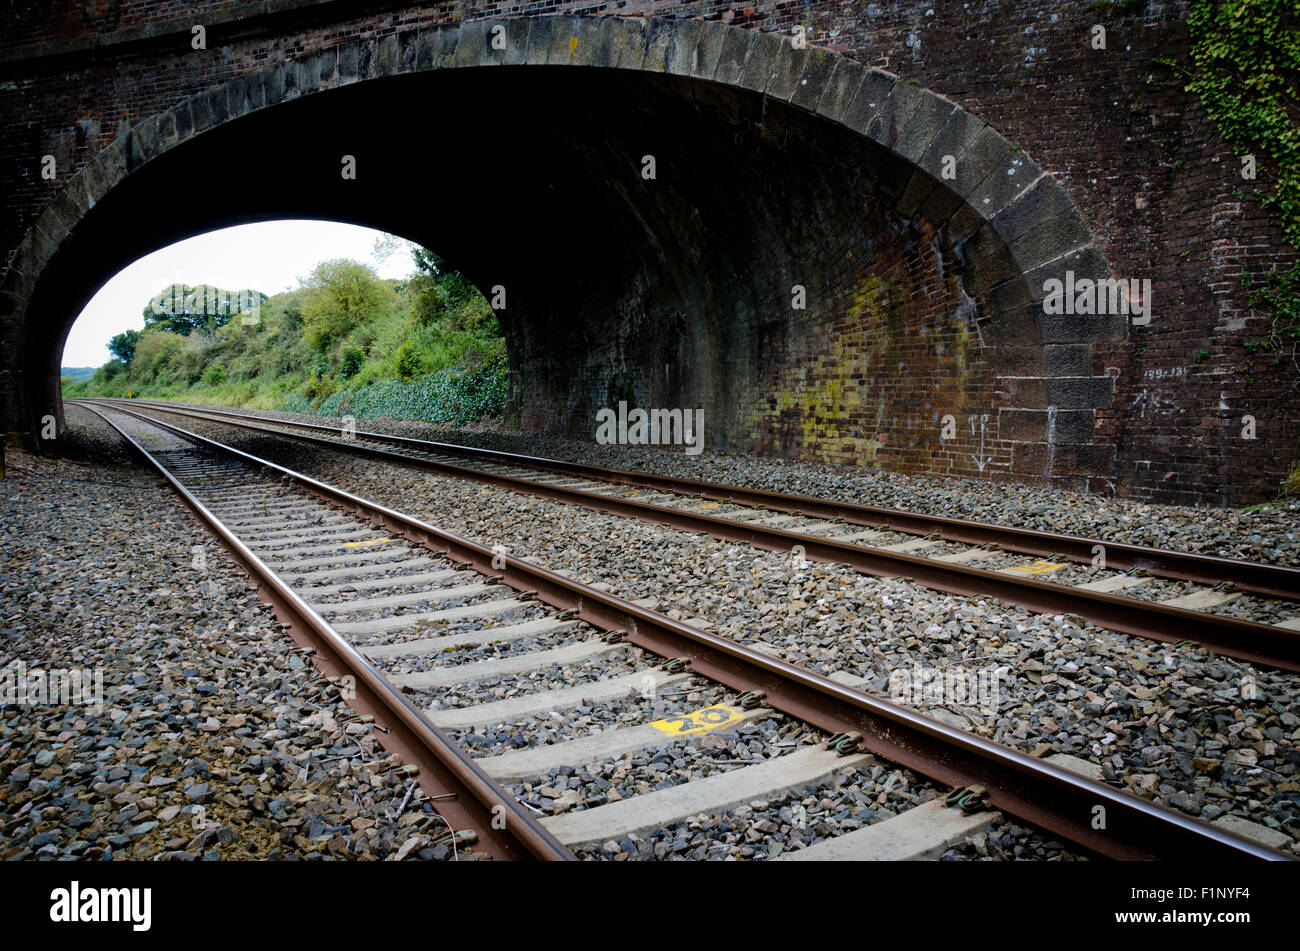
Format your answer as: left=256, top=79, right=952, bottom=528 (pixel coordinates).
left=60, top=366, right=96, bottom=381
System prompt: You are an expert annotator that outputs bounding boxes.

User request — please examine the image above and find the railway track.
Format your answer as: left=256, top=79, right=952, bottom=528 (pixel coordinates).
left=97, top=398, right=1300, bottom=673
left=74, top=400, right=1291, bottom=860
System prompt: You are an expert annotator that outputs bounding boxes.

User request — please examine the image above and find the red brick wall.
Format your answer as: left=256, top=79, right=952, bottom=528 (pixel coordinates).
left=2, top=1, right=1296, bottom=503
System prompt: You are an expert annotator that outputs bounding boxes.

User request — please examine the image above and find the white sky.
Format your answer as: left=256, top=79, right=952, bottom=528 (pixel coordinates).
left=61, top=219, right=412, bottom=367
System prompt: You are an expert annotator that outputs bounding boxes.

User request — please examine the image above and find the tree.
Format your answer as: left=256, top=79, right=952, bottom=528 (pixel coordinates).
left=96, top=359, right=126, bottom=383
left=372, top=232, right=415, bottom=264
left=408, top=270, right=448, bottom=328
left=108, top=328, right=140, bottom=364
left=143, top=283, right=267, bottom=337
left=415, top=247, right=477, bottom=306
left=407, top=246, right=489, bottom=330
left=300, top=259, right=389, bottom=353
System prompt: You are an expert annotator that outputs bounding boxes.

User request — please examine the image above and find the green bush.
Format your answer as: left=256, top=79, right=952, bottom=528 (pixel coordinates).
left=301, top=259, right=391, bottom=354
left=395, top=340, right=424, bottom=382
left=1285, top=460, right=1300, bottom=497
left=339, top=345, right=365, bottom=380
left=100, top=359, right=126, bottom=382
left=302, top=372, right=337, bottom=405
left=203, top=364, right=227, bottom=385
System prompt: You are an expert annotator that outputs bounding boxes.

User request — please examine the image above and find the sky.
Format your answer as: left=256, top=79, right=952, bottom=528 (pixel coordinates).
left=61, top=219, right=413, bottom=368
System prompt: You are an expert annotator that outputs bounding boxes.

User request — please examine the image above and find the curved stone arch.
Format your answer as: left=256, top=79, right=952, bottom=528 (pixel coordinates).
left=4, top=14, right=1119, bottom=475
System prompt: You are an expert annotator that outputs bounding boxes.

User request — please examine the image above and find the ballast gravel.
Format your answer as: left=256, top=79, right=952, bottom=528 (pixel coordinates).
left=49, top=404, right=1300, bottom=859
left=0, top=407, right=471, bottom=861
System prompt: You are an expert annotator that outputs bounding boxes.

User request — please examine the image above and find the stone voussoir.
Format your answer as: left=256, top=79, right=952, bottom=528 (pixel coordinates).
left=737, top=29, right=788, bottom=95
left=789, top=45, right=838, bottom=111
left=664, top=17, right=703, bottom=77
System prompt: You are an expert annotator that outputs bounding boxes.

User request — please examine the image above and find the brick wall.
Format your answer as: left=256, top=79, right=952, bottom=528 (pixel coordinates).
left=1, top=1, right=1296, bottom=504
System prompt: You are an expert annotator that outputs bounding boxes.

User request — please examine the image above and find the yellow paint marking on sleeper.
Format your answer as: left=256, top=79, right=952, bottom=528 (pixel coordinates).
left=650, top=704, right=745, bottom=737
left=343, top=537, right=390, bottom=548
left=1008, top=559, right=1066, bottom=575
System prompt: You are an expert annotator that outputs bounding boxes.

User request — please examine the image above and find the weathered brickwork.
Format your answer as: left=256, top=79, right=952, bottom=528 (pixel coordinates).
left=1, top=1, right=1296, bottom=504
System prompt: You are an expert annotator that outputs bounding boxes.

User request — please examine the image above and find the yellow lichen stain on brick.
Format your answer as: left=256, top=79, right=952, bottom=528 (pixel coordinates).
left=743, top=273, right=910, bottom=466
left=741, top=264, right=982, bottom=474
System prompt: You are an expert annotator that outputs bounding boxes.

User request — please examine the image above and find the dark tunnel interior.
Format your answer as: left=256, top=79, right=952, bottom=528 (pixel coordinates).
left=34, top=65, right=987, bottom=451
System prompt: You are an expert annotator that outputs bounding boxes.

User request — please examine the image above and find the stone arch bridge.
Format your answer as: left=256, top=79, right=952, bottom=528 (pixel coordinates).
left=2, top=1, right=1295, bottom=504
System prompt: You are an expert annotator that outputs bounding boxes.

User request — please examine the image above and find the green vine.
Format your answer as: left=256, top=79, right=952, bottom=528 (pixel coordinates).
left=1157, top=0, right=1300, bottom=362
left=1241, top=259, right=1300, bottom=372
left=1176, top=0, right=1299, bottom=245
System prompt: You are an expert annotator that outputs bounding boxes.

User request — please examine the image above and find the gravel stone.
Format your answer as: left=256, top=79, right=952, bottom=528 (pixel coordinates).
left=0, top=408, right=478, bottom=861
left=40, top=402, right=1300, bottom=859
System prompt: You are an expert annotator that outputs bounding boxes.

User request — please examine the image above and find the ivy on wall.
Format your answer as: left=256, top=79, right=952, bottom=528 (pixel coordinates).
left=1159, top=0, right=1300, bottom=362
left=1183, top=0, right=1299, bottom=245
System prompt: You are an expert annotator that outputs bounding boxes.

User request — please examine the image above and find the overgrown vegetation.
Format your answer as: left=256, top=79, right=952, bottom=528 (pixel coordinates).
left=1181, top=0, right=1300, bottom=247
left=1284, top=458, right=1300, bottom=497
left=1241, top=262, right=1300, bottom=372
left=65, top=238, right=508, bottom=424
left=1158, top=0, right=1300, bottom=362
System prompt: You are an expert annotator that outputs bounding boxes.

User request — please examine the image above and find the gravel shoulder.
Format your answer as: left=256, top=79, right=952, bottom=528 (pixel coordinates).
left=0, top=406, right=468, bottom=861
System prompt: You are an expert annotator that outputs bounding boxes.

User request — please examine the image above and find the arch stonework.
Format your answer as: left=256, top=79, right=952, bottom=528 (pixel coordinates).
left=1, top=14, right=1121, bottom=487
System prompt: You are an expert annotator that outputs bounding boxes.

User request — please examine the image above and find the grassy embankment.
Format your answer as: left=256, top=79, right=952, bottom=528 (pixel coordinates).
left=64, top=252, right=508, bottom=425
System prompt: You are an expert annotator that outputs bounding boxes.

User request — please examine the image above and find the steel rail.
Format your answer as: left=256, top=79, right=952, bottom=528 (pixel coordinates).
left=82, top=400, right=1292, bottom=861
left=93, top=400, right=1300, bottom=673
left=114, top=398, right=1300, bottom=599
left=79, top=401, right=575, bottom=862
